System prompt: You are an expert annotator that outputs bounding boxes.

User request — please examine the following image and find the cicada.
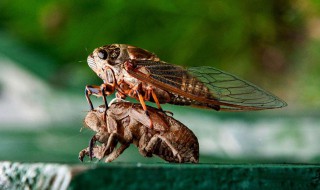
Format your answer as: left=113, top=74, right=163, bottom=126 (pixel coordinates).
left=79, top=102, right=199, bottom=163
left=85, top=44, right=287, bottom=118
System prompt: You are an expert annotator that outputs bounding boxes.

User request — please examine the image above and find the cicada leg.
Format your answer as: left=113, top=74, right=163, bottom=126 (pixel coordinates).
left=149, top=89, right=173, bottom=116
left=78, top=148, right=89, bottom=162
left=89, top=134, right=98, bottom=161
left=85, top=85, right=101, bottom=110
left=78, top=146, right=103, bottom=162
left=144, top=134, right=182, bottom=163
left=124, top=83, right=153, bottom=129
left=136, top=90, right=153, bottom=128
left=130, top=85, right=173, bottom=128
left=85, top=83, right=116, bottom=120
left=104, top=144, right=130, bottom=163
left=85, top=67, right=117, bottom=119
left=100, top=84, right=109, bottom=121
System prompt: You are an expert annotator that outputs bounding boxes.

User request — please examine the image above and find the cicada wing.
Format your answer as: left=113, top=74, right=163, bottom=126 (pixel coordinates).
left=127, top=60, right=187, bottom=89
left=188, top=66, right=287, bottom=111
left=126, top=60, right=287, bottom=111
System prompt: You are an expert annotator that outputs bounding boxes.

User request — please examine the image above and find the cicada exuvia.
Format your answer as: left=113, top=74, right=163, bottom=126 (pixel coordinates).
left=79, top=101, right=199, bottom=163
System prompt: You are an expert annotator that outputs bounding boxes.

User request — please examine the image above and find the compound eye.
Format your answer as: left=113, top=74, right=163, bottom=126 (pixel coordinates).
left=97, top=50, right=108, bottom=60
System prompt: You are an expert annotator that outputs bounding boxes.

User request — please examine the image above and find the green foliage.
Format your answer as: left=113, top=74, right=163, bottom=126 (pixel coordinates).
left=0, top=1, right=304, bottom=65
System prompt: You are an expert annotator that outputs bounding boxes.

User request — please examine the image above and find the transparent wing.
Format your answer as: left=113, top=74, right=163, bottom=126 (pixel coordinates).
left=188, top=66, right=287, bottom=110
left=126, top=60, right=287, bottom=111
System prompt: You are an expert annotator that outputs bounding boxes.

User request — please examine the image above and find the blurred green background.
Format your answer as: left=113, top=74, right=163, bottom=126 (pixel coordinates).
left=0, top=0, right=320, bottom=164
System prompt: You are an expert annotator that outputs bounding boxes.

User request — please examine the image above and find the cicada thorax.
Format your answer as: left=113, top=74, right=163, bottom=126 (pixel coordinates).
left=127, top=45, right=159, bottom=61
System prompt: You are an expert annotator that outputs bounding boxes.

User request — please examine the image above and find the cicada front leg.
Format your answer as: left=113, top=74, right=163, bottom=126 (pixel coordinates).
left=85, top=84, right=114, bottom=121
left=85, top=85, right=101, bottom=110
left=85, top=84, right=115, bottom=109
left=85, top=67, right=117, bottom=119
left=89, top=134, right=98, bottom=161
left=78, top=146, right=105, bottom=162
left=78, top=147, right=89, bottom=162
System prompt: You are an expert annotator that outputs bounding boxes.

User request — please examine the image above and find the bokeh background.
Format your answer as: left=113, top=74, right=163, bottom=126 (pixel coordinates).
left=0, top=0, right=320, bottom=163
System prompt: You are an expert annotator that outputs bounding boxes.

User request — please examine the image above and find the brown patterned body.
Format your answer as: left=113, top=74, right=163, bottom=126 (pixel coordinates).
left=79, top=101, right=199, bottom=163
left=85, top=44, right=286, bottom=115
left=166, top=70, right=217, bottom=109
left=126, top=60, right=220, bottom=110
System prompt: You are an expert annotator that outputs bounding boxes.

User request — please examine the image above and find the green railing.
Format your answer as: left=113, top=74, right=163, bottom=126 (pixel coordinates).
left=1, top=162, right=320, bottom=189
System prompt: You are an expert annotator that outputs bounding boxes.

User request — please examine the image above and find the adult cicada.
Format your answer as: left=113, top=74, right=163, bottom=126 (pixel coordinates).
left=85, top=44, right=287, bottom=119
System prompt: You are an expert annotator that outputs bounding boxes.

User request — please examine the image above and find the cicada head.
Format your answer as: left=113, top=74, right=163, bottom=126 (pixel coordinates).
left=87, top=44, right=127, bottom=80
left=87, top=44, right=159, bottom=81
left=83, top=109, right=104, bottom=133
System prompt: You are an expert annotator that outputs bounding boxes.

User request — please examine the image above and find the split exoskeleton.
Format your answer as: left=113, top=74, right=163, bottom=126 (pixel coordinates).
left=79, top=101, right=199, bottom=163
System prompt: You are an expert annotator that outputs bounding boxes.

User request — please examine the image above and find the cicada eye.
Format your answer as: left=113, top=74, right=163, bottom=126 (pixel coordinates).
left=97, top=50, right=108, bottom=60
